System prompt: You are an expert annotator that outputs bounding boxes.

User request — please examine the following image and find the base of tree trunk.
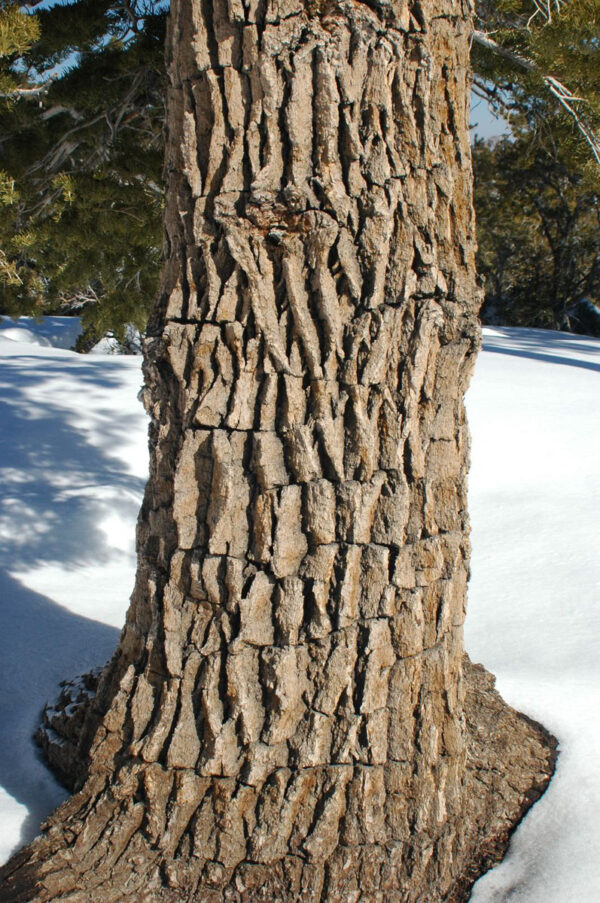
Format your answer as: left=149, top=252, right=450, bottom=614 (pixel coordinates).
left=449, top=658, right=558, bottom=902
left=35, top=670, right=103, bottom=795
left=1, top=656, right=556, bottom=903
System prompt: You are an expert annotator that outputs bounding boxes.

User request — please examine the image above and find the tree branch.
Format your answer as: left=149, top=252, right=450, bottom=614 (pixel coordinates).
left=0, top=78, right=54, bottom=100
left=527, top=0, right=568, bottom=29
left=472, top=30, right=535, bottom=72
left=472, top=29, right=600, bottom=165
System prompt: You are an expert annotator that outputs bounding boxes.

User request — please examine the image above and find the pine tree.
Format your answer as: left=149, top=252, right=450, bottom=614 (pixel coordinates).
left=474, top=128, right=600, bottom=334
left=0, top=1, right=40, bottom=94
left=0, top=1, right=166, bottom=342
left=2, top=1, right=600, bottom=343
left=473, top=0, right=600, bottom=169
left=0, top=1, right=41, bottom=287
left=470, top=2, right=600, bottom=334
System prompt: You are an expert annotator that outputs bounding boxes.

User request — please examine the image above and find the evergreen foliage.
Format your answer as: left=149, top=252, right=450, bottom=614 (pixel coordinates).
left=474, top=130, right=600, bottom=335
left=473, top=0, right=600, bottom=171
left=472, top=1, right=600, bottom=333
left=0, top=1, right=41, bottom=286
left=0, top=0, right=599, bottom=342
left=0, top=2, right=40, bottom=78
left=0, top=0, right=166, bottom=342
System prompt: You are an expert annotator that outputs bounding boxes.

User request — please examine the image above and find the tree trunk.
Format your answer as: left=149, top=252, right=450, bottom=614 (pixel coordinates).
left=0, top=0, right=555, bottom=900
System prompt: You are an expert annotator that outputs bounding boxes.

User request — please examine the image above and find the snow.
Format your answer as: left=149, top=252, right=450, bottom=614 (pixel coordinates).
left=467, top=327, right=600, bottom=902
left=89, top=335, right=125, bottom=354
left=0, top=321, right=598, bottom=901
left=0, top=315, right=83, bottom=350
left=89, top=324, right=143, bottom=355
left=0, top=324, right=147, bottom=861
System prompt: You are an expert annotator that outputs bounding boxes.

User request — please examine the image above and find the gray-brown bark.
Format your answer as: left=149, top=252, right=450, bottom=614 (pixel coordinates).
left=0, top=0, right=556, bottom=900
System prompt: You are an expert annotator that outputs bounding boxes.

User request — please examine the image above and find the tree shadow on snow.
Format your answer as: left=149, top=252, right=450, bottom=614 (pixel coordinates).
left=0, top=353, right=146, bottom=571
left=0, top=350, right=145, bottom=856
left=0, top=569, right=119, bottom=854
left=482, top=328, right=600, bottom=374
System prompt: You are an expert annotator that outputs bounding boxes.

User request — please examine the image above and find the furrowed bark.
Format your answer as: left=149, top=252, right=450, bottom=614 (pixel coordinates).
left=0, top=0, right=556, bottom=900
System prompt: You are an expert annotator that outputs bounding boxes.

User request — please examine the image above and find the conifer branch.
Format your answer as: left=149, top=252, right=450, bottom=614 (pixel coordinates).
left=472, top=29, right=600, bottom=166
left=543, top=76, right=600, bottom=164
left=0, top=78, right=53, bottom=100
left=472, top=30, right=536, bottom=73
left=527, top=0, right=568, bottom=29
left=0, top=249, right=22, bottom=285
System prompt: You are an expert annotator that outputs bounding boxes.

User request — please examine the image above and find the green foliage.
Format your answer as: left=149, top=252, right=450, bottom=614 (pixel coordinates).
left=0, top=169, right=18, bottom=204
left=0, top=0, right=166, bottom=342
left=0, top=2, right=41, bottom=96
left=1, top=0, right=600, bottom=344
left=474, top=0, right=600, bottom=172
left=0, top=3, right=40, bottom=58
left=472, top=2, right=600, bottom=334
left=474, top=131, right=600, bottom=335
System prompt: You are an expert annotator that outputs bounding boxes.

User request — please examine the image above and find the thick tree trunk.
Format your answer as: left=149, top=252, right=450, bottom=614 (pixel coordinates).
left=0, top=0, right=555, bottom=900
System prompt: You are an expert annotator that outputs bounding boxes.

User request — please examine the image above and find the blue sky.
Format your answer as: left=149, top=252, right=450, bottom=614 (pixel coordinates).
left=470, top=92, right=510, bottom=140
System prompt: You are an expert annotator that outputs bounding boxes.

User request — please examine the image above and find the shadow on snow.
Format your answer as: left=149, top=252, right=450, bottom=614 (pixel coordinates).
left=0, top=570, right=119, bottom=853
left=0, top=350, right=144, bottom=855
left=482, top=327, right=600, bottom=374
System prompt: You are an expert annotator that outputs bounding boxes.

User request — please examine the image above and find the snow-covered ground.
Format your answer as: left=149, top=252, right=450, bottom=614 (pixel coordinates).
left=0, top=317, right=148, bottom=859
left=467, top=327, right=600, bottom=902
left=0, top=317, right=598, bottom=901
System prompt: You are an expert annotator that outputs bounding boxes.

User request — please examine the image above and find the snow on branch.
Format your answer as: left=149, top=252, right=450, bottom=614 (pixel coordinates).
left=0, top=79, right=53, bottom=100
left=472, top=30, right=535, bottom=72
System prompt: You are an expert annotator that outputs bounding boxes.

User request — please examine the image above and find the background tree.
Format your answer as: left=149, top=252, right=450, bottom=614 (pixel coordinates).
left=0, top=1, right=40, bottom=96
left=0, top=0, right=555, bottom=901
left=0, top=0, right=41, bottom=286
left=474, top=128, right=600, bottom=334
left=0, top=0, right=166, bottom=344
left=473, top=0, right=600, bottom=166
left=471, top=1, right=600, bottom=333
